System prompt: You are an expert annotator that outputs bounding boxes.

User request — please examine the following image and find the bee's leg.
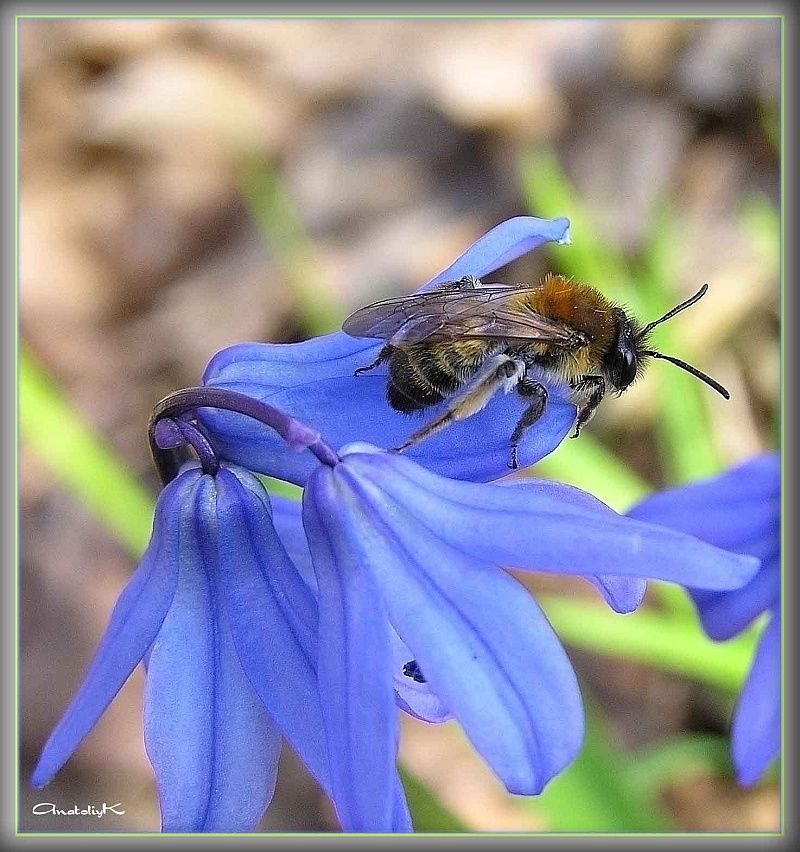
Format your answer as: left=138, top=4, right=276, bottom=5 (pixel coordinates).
left=395, top=355, right=524, bottom=453
left=437, top=274, right=483, bottom=292
left=508, top=379, right=548, bottom=470
left=570, top=375, right=605, bottom=438
left=354, top=345, right=391, bottom=376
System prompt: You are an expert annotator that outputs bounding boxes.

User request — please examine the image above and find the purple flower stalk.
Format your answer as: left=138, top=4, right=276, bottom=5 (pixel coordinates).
left=200, top=216, right=577, bottom=485
left=628, top=454, right=780, bottom=786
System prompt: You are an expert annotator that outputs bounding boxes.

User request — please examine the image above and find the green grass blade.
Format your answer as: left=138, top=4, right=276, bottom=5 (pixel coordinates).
left=398, top=767, right=467, bottom=832
left=625, top=735, right=733, bottom=798
left=20, top=348, right=154, bottom=556
left=529, top=702, right=673, bottom=831
left=539, top=595, right=760, bottom=692
left=638, top=202, right=721, bottom=483
left=532, top=433, right=650, bottom=512
left=519, top=148, right=644, bottom=314
left=740, top=194, right=781, bottom=281
left=650, top=582, right=699, bottom=623
left=240, top=160, right=344, bottom=336
left=257, top=475, right=303, bottom=503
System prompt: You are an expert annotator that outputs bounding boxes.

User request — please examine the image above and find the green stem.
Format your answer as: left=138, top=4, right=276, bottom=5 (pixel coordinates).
left=540, top=595, right=761, bottom=692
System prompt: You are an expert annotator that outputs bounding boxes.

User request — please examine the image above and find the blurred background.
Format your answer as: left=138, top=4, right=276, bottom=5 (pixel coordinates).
left=19, top=17, right=780, bottom=832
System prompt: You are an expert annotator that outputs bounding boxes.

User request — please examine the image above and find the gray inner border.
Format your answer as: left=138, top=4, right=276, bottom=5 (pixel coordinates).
left=3, top=0, right=796, bottom=848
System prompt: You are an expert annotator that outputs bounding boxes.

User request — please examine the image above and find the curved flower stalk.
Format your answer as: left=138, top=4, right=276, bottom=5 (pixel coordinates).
left=33, top=397, right=412, bottom=833
left=299, top=441, right=760, bottom=822
left=628, top=454, right=780, bottom=786
left=200, top=216, right=576, bottom=485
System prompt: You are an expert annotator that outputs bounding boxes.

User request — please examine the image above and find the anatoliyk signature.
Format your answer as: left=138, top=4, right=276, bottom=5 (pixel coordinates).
left=32, top=802, right=125, bottom=818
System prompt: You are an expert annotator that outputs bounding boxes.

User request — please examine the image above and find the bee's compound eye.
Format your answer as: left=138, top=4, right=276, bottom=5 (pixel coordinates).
left=616, top=348, right=637, bottom=388
left=624, top=348, right=636, bottom=370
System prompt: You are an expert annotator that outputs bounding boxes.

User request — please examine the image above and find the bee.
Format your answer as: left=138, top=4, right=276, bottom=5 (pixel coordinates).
left=343, top=273, right=729, bottom=469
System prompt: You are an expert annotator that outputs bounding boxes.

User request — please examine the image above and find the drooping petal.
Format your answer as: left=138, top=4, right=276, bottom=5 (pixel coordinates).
left=627, top=454, right=780, bottom=638
left=731, top=613, right=781, bottom=786
left=269, top=494, right=450, bottom=725
left=213, top=467, right=331, bottom=794
left=336, top=464, right=583, bottom=793
left=200, top=217, right=575, bottom=485
left=31, top=471, right=189, bottom=788
left=303, top=466, right=405, bottom=832
left=391, top=780, right=413, bottom=834
left=689, top=556, right=779, bottom=641
left=269, top=494, right=451, bottom=726
left=143, top=475, right=281, bottom=832
left=339, top=445, right=760, bottom=592
left=587, top=575, right=648, bottom=614
left=627, top=454, right=780, bottom=560
left=269, top=493, right=316, bottom=589
left=495, top=477, right=648, bottom=613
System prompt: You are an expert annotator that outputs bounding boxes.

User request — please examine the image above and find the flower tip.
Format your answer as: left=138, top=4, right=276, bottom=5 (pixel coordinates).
left=733, top=764, right=762, bottom=789
left=739, top=553, right=763, bottom=586
left=152, top=418, right=185, bottom=450
left=551, top=217, right=571, bottom=245
left=30, top=765, right=51, bottom=790
left=502, top=770, right=551, bottom=798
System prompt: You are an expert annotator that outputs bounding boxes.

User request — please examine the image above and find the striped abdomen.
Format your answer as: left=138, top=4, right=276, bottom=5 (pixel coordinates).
left=385, top=340, right=499, bottom=412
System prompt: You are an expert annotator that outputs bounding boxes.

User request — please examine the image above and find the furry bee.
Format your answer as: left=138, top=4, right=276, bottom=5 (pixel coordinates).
left=343, top=273, right=729, bottom=469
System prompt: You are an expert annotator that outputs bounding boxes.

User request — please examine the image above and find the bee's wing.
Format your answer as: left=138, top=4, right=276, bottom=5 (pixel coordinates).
left=342, top=285, right=579, bottom=346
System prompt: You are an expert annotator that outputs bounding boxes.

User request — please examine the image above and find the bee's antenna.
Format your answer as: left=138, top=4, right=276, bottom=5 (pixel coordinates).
left=640, top=283, right=709, bottom=337
left=643, top=350, right=730, bottom=399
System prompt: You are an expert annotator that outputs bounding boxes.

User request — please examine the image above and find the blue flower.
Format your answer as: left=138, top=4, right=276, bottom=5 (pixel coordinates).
left=297, top=440, right=761, bottom=823
left=200, top=216, right=577, bottom=485
left=33, top=383, right=764, bottom=834
left=31, top=453, right=412, bottom=832
left=628, top=454, right=780, bottom=786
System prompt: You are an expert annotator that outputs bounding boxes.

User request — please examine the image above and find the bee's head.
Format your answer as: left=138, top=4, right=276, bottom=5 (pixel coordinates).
left=607, top=284, right=730, bottom=399
left=604, top=309, right=645, bottom=392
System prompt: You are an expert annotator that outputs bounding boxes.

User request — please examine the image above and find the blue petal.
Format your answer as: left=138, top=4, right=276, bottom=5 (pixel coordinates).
left=202, top=361, right=575, bottom=487
left=391, top=780, right=413, bottom=834
left=340, top=445, right=761, bottom=591
left=31, top=471, right=190, bottom=788
left=268, top=494, right=316, bottom=589
left=690, top=556, right=779, bottom=641
left=337, top=463, right=584, bottom=793
left=303, top=466, right=405, bottom=832
left=213, top=467, right=331, bottom=794
left=627, top=454, right=780, bottom=561
left=498, top=477, right=647, bottom=612
left=200, top=216, right=575, bottom=485
left=270, top=494, right=452, bottom=724
left=274, top=489, right=449, bottom=730
left=628, top=454, right=780, bottom=638
left=731, top=613, right=781, bottom=786
left=143, top=474, right=282, bottom=832
left=424, top=215, right=570, bottom=289
left=587, top=575, right=648, bottom=614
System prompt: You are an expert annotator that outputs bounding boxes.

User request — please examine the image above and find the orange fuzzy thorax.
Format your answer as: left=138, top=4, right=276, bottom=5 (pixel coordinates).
left=519, top=274, right=616, bottom=350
